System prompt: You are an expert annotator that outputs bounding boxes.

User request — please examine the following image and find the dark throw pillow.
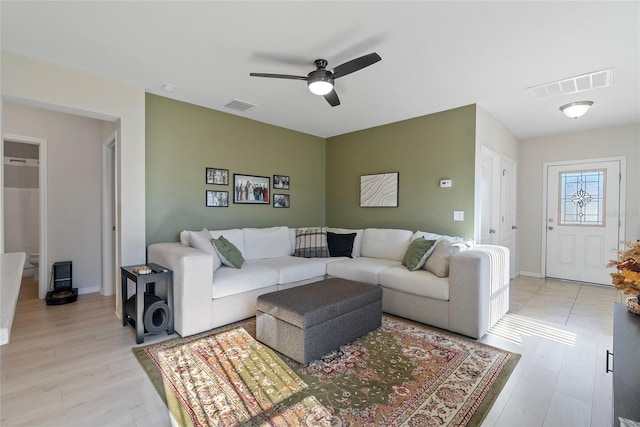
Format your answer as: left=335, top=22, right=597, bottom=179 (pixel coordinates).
left=327, top=232, right=357, bottom=258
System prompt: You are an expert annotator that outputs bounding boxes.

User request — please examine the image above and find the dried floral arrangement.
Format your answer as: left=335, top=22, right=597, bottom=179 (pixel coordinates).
left=607, top=240, right=640, bottom=295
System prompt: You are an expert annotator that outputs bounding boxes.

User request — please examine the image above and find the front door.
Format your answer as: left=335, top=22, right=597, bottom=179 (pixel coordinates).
left=545, top=159, right=622, bottom=285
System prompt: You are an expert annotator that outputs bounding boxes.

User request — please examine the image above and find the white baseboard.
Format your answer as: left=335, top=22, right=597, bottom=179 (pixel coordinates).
left=78, top=286, right=101, bottom=295
left=518, top=271, right=542, bottom=278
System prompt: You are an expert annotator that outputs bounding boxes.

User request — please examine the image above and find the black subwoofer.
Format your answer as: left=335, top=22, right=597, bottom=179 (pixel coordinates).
left=125, top=294, right=171, bottom=334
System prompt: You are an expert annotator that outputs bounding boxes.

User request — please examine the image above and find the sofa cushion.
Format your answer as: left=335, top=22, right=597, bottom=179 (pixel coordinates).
left=360, top=228, right=413, bottom=261
left=424, top=237, right=474, bottom=277
left=209, top=228, right=245, bottom=255
left=327, top=257, right=401, bottom=285
left=327, top=232, right=356, bottom=258
left=212, top=262, right=279, bottom=299
left=412, top=230, right=445, bottom=242
left=243, top=226, right=291, bottom=261
left=327, top=228, right=364, bottom=257
left=212, top=236, right=245, bottom=268
left=402, top=237, right=437, bottom=271
left=293, top=227, right=329, bottom=258
left=189, top=228, right=222, bottom=271
left=379, top=266, right=450, bottom=301
left=179, top=230, right=190, bottom=246
left=254, top=256, right=326, bottom=284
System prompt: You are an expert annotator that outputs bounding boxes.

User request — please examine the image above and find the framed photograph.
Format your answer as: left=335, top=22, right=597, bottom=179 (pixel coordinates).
left=233, top=174, right=270, bottom=204
left=273, top=174, right=290, bottom=190
left=206, top=167, right=229, bottom=185
left=360, top=172, right=399, bottom=207
left=273, top=194, right=290, bottom=208
left=206, top=190, right=229, bottom=207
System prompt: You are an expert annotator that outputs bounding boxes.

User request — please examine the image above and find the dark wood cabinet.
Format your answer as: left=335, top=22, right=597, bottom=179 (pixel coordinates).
left=611, top=302, right=640, bottom=426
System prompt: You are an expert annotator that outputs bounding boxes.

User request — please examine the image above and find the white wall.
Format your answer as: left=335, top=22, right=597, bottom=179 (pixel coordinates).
left=475, top=105, right=520, bottom=269
left=518, top=123, right=640, bottom=276
left=1, top=51, right=145, bottom=315
left=4, top=103, right=106, bottom=291
left=475, top=106, right=519, bottom=161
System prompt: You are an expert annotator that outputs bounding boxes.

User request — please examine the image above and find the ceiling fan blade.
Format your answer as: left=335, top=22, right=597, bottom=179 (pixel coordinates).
left=249, top=73, right=307, bottom=80
left=324, top=90, right=340, bottom=107
left=332, top=52, right=381, bottom=79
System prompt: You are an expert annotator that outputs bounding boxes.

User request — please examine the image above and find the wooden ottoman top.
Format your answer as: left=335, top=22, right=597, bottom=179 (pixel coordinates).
left=256, top=278, right=382, bottom=329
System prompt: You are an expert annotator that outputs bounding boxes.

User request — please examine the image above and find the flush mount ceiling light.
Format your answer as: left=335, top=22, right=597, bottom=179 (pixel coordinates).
left=162, top=84, right=176, bottom=92
left=560, top=101, right=593, bottom=119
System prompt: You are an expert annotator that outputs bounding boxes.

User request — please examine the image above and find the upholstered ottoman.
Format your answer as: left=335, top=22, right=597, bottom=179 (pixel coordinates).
left=256, top=278, right=383, bottom=364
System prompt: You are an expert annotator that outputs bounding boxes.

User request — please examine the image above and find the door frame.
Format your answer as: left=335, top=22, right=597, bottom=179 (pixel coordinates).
left=101, top=131, right=118, bottom=296
left=2, top=133, right=49, bottom=298
left=540, top=156, right=626, bottom=280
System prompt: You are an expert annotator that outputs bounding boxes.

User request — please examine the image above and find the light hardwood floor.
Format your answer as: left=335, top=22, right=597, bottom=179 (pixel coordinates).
left=1, top=275, right=623, bottom=426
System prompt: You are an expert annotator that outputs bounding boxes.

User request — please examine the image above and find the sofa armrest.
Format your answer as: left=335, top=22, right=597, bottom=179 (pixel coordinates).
left=448, top=245, right=509, bottom=338
left=147, top=243, right=214, bottom=337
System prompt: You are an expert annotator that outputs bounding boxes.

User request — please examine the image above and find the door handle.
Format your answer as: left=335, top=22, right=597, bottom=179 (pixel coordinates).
left=489, top=229, right=496, bottom=234
left=606, top=350, right=613, bottom=373
left=548, top=226, right=554, bottom=230
left=512, top=225, right=518, bottom=230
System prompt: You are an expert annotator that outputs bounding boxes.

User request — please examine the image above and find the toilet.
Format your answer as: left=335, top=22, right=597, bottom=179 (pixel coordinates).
left=28, top=253, right=39, bottom=279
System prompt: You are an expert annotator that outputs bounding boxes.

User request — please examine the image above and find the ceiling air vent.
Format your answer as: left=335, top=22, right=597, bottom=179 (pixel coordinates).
left=527, top=68, right=613, bottom=100
left=224, top=99, right=255, bottom=112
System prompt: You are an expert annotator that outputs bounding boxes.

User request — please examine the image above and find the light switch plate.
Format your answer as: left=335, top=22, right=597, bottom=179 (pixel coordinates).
left=440, top=179, right=452, bottom=188
left=453, top=211, right=464, bottom=221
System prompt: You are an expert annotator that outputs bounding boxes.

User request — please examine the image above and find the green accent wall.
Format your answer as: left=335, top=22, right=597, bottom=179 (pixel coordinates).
left=325, top=105, right=476, bottom=237
left=145, top=94, right=326, bottom=243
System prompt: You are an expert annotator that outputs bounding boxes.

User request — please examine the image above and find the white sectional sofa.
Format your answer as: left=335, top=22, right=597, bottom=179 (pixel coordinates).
left=147, top=226, right=510, bottom=340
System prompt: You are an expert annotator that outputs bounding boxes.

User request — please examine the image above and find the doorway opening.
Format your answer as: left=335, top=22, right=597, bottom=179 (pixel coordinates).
left=2, top=134, right=48, bottom=298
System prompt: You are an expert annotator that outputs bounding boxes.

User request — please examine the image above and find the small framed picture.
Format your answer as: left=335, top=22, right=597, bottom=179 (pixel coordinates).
left=273, top=174, right=290, bottom=190
left=206, top=168, right=229, bottom=185
left=273, top=194, right=290, bottom=208
left=206, top=190, right=229, bottom=207
left=233, top=174, right=270, bottom=204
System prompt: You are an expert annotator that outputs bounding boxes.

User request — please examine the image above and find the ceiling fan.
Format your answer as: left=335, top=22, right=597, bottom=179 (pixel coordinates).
left=250, top=52, right=381, bottom=107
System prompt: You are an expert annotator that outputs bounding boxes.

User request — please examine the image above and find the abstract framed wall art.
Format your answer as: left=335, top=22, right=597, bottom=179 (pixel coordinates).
left=360, top=172, right=399, bottom=207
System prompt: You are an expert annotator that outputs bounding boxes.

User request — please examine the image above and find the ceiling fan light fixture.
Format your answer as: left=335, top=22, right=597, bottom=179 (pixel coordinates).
left=307, top=69, right=334, bottom=95
left=308, top=80, right=333, bottom=95
left=560, top=101, right=593, bottom=119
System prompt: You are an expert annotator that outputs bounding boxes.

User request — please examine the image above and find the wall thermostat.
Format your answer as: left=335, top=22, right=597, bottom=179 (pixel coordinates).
left=440, top=179, right=452, bottom=188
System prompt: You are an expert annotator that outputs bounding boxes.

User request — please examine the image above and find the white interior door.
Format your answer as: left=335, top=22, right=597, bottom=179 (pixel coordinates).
left=545, top=160, right=621, bottom=285
left=500, top=157, right=517, bottom=278
left=480, top=147, right=501, bottom=245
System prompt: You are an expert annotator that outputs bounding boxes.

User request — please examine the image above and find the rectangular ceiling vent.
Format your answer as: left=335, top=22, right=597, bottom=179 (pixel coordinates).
left=224, top=99, right=255, bottom=112
left=527, top=68, right=614, bottom=100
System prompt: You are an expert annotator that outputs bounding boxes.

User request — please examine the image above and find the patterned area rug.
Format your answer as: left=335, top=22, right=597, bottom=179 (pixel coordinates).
left=134, top=315, right=519, bottom=427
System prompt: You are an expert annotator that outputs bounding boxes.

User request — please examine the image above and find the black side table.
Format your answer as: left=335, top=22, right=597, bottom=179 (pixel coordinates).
left=121, top=263, right=174, bottom=344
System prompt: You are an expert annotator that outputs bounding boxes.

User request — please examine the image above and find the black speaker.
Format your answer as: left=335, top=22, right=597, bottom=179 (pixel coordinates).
left=46, top=261, right=78, bottom=305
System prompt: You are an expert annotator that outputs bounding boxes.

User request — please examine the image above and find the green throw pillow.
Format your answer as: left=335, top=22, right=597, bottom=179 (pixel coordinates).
left=212, top=236, right=245, bottom=269
left=402, top=237, right=437, bottom=271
